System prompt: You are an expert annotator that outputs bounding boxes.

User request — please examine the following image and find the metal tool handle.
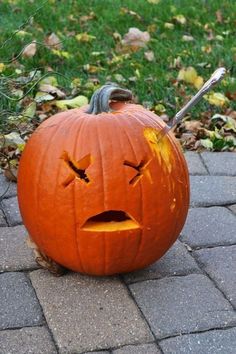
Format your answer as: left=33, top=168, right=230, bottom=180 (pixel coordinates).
left=158, top=67, right=226, bottom=140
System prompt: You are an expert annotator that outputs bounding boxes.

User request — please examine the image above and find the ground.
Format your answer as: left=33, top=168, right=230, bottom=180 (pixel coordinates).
left=0, top=151, right=236, bottom=354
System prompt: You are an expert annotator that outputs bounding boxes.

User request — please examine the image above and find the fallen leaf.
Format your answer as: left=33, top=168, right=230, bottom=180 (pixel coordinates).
left=164, top=22, right=174, bottom=29
left=55, top=95, right=88, bottom=109
left=4, top=132, right=25, bottom=146
left=39, top=84, right=66, bottom=98
left=177, top=67, right=203, bottom=89
left=39, top=76, right=58, bottom=86
left=80, top=11, right=96, bottom=23
left=0, top=63, right=5, bottom=72
left=76, top=32, right=96, bottom=42
left=204, top=92, right=229, bottom=107
left=182, top=35, right=194, bottom=41
left=144, top=50, right=155, bottom=61
left=121, top=27, right=150, bottom=50
left=51, top=49, right=72, bottom=59
left=200, top=138, right=213, bottom=149
left=44, top=33, right=62, bottom=49
left=22, top=102, right=36, bottom=120
left=173, top=14, right=186, bottom=25
left=22, top=41, right=37, bottom=58
left=215, top=10, right=223, bottom=23
left=120, top=7, right=141, bottom=20
left=184, top=120, right=203, bottom=133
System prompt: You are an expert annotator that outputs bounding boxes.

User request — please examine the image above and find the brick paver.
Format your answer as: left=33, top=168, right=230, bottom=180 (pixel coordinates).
left=0, top=272, right=44, bottom=330
left=201, top=152, right=236, bottom=176
left=0, top=327, right=57, bottom=354
left=0, top=174, right=17, bottom=199
left=194, top=245, right=236, bottom=308
left=159, top=327, right=236, bottom=354
left=1, top=196, right=22, bottom=226
left=123, top=240, right=201, bottom=284
left=0, top=225, right=38, bottom=272
left=129, top=274, right=236, bottom=339
left=180, top=207, right=236, bottom=248
left=1, top=152, right=236, bottom=353
left=30, top=270, right=153, bottom=354
left=0, top=209, right=7, bottom=226
left=184, top=152, right=208, bottom=175
left=190, top=176, right=236, bottom=206
left=112, top=343, right=161, bottom=354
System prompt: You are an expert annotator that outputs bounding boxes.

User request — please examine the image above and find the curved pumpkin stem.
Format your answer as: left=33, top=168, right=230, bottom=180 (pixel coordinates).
left=86, top=83, right=133, bottom=114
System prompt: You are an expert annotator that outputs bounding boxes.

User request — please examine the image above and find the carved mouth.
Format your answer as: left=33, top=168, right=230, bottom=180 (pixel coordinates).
left=81, top=210, right=140, bottom=232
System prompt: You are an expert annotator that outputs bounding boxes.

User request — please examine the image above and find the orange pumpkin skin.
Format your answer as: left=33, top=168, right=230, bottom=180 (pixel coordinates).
left=17, top=100, right=189, bottom=276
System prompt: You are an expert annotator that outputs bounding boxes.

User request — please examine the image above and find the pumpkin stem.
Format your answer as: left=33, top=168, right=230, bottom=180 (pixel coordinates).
left=86, top=83, right=133, bottom=114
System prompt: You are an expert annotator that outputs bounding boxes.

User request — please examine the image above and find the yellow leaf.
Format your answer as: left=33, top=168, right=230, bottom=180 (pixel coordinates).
left=0, top=63, right=5, bottom=72
left=194, top=76, right=204, bottom=89
left=51, top=49, right=72, bottom=59
left=147, top=0, right=160, bottom=4
left=177, top=67, right=203, bottom=89
left=55, top=95, right=88, bottom=110
left=76, top=32, right=96, bottom=42
left=204, top=92, right=229, bottom=107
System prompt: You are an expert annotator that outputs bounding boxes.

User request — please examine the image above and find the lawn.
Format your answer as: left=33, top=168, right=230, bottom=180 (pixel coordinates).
left=0, top=0, right=236, bottom=175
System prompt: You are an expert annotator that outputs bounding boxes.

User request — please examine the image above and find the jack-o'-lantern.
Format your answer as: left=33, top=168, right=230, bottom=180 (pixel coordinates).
left=18, top=83, right=190, bottom=275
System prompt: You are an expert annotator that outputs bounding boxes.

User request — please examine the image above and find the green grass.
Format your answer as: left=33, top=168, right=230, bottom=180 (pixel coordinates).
left=0, top=0, right=236, bottom=118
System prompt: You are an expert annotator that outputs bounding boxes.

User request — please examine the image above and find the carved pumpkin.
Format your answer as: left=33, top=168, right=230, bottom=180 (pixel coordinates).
left=18, top=84, right=189, bottom=275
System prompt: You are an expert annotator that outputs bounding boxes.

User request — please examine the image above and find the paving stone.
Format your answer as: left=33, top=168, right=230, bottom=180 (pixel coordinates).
left=190, top=176, right=236, bottom=206
left=30, top=270, right=153, bottom=354
left=129, top=274, right=236, bottom=339
left=0, top=225, right=38, bottom=272
left=184, top=152, right=208, bottom=175
left=159, top=327, right=236, bottom=354
left=1, top=196, right=22, bottom=226
left=112, top=343, right=161, bottom=354
left=0, top=208, right=7, bottom=226
left=194, top=245, right=236, bottom=308
left=0, top=174, right=17, bottom=199
left=123, top=240, right=201, bottom=284
left=83, top=352, right=110, bottom=354
left=228, top=204, right=236, bottom=215
left=0, top=272, right=44, bottom=330
left=0, top=326, right=57, bottom=354
left=201, top=152, right=236, bottom=176
left=83, top=351, right=110, bottom=354
left=180, top=207, right=236, bottom=248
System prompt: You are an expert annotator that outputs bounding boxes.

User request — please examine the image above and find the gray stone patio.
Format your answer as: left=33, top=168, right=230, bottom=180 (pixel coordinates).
left=0, top=152, right=236, bottom=354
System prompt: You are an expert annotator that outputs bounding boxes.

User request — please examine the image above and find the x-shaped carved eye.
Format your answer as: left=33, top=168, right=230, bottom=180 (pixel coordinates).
left=61, top=151, right=91, bottom=187
left=124, top=159, right=152, bottom=186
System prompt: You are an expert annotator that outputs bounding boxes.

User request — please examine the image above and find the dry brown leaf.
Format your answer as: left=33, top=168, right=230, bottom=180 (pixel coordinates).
left=216, top=10, right=223, bottom=23
left=22, top=41, right=37, bottom=58
left=39, top=84, right=66, bottom=98
left=44, top=33, right=62, bottom=49
left=121, top=27, right=150, bottom=50
left=184, top=120, right=203, bottom=133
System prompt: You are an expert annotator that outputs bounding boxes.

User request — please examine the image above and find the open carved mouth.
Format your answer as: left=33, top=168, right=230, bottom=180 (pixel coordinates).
left=81, top=210, right=140, bottom=232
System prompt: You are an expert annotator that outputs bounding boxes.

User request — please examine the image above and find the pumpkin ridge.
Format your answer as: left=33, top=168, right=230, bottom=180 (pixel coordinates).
left=115, top=114, right=143, bottom=268
left=35, top=115, right=74, bottom=252
left=95, top=117, right=107, bottom=274
left=71, top=114, right=91, bottom=273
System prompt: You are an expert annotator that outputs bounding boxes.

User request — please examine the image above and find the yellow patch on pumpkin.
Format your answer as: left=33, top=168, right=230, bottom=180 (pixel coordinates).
left=144, top=127, right=172, bottom=173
